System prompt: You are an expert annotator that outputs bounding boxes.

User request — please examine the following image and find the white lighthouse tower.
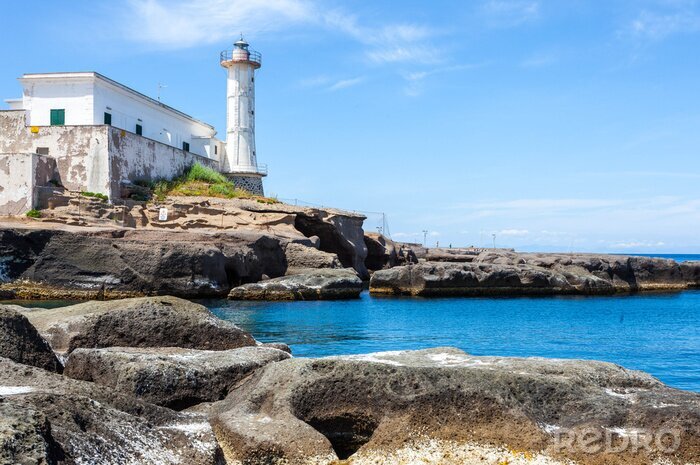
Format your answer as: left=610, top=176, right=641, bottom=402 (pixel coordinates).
left=220, top=37, right=266, bottom=195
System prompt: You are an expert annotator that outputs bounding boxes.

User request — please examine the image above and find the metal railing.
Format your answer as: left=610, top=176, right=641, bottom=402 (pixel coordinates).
left=226, top=163, right=267, bottom=176
left=220, top=49, right=262, bottom=67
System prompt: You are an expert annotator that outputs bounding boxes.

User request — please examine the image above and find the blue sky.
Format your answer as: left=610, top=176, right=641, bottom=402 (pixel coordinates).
left=2, top=0, right=699, bottom=252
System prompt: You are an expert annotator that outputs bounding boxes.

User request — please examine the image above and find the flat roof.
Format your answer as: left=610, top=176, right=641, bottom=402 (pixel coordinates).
left=20, top=72, right=215, bottom=131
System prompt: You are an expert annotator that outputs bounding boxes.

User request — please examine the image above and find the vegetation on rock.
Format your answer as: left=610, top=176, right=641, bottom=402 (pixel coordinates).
left=25, top=209, right=41, bottom=218
left=150, top=162, right=277, bottom=203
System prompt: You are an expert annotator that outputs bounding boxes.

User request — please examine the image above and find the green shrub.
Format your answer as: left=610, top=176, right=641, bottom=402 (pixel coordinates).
left=185, top=163, right=227, bottom=184
left=26, top=209, right=41, bottom=218
left=81, top=191, right=108, bottom=202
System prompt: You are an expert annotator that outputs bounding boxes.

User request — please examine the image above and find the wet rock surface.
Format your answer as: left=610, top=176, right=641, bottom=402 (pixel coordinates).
left=228, top=269, right=363, bottom=300
left=0, top=305, right=62, bottom=372
left=211, top=347, right=700, bottom=465
left=20, top=295, right=256, bottom=355
left=0, top=357, right=224, bottom=465
left=370, top=252, right=700, bottom=296
left=63, top=346, right=290, bottom=409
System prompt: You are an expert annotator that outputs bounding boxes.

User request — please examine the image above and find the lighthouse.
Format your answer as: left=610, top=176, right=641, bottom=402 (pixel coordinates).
left=220, top=37, right=266, bottom=195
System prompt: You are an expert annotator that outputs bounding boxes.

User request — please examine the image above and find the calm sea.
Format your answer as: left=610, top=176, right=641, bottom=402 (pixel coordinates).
left=205, top=253, right=700, bottom=392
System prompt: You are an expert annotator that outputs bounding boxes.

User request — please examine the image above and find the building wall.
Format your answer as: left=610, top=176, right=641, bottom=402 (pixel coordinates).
left=0, top=152, right=56, bottom=215
left=107, top=127, right=219, bottom=200
left=18, top=74, right=218, bottom=159
left=0, top=110, right=110, bottom=195
left=1, top=111, right=221, bottom=207
left=21, top=78, right=94, bottom=126
left=92, top=78, right=216, bottom=158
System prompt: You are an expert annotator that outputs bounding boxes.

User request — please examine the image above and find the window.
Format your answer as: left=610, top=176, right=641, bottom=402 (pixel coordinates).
left=135, top=124, right=143, bottom=136
left=214, top=145, right=218, bottom=155
left=36, top=147, right=49, bottom=155
left=50, top=109, right=65, bottom=126
left=103, top=112, right=112, bottom=125
left=182, top=142, right=190, bottom=152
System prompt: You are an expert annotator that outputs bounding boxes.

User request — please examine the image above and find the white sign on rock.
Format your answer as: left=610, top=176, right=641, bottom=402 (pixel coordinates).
left=159, top=208, right=168, bottom=221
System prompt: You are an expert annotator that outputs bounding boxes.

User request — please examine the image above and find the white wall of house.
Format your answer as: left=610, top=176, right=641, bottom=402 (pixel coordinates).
left=16, top=72, right=218, bottom=159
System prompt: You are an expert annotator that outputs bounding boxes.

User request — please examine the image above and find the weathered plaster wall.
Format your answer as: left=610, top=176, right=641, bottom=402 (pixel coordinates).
left=0, top=111, right=110, bottom=195
left=1, top=111, right=223, bottom=205
left=108, top=128, right=220, bottom=200
left=0, top=153, right=55, bottom=215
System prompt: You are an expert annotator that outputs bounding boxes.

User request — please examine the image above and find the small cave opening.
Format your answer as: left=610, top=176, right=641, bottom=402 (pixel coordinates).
left=304, top=413, right=378, bottom=460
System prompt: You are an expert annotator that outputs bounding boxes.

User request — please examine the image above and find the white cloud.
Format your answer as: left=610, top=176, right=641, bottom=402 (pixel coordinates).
left=401, top=63, right=487, bottom=96
left=498, top=229, right=529, bottom=236
left=630, top=11, right=700, bottom=39
left=120, top=0, right=440, bottom=67
left=481, top=0, right=540, bottom=27
left=521, top=51, right=558, bottom=68
left=328, top=77, right=365, bottom=91
left=123, top=0, right=316, bottom=49
left=610, top=241, right=667, bottom=249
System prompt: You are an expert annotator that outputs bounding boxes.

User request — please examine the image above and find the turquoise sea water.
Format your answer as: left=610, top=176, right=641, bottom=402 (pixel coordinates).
left=206, top=253, right=700, bottom=392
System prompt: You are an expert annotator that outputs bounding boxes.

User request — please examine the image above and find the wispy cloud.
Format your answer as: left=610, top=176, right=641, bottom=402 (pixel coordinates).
left=520, top=51, right=558, bottom=68
left=328, top=76, right=365, bottom=91
left=498, top=229, right=529, bottom=236
left=611, top=240, right=666, bottom=249
left=401, top=63, right=487, bottom=96
left=299, top=74, right=366, bottom=91
left=626, top=4, right=700, bottom=40
left=120, top=0, right=440, bottom=67
left=480, top=0, right=541, bottom=28
left=122, top=0, right=316, bottom=49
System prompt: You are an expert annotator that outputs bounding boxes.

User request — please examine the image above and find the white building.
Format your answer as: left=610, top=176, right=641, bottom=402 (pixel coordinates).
left=0, top=40, right=270, bottom=214
left=5, top=72, right=224, bottom=160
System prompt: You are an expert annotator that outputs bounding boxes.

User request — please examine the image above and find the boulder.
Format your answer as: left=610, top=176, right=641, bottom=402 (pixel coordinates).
left=20, top=295, right=256, bottom=355
left=0, top=357, right=223, bottom=465
left=0, top=305, right=62, bottom=372
left=370, top=254, right=700, bottom=297
left=228, top=269, right=363, bottom=300
left=364, top=233, right=418, bottom=271
left=64, top=346, right=290, bottom=409
left=211, top=348, right=700, bottom=465
left=0, top=227, right=286, bottom=299
left=284, top=242, right=342, bottom=275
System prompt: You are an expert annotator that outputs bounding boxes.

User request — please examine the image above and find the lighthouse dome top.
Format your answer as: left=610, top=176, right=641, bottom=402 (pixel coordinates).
left=220, top=38, right=261, bottom=69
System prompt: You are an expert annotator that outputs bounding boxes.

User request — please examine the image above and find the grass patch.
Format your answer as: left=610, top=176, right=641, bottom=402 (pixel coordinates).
left=150, top=163, right=278, bottom=203
left=26, top=209, right=41, bottom=218
left=81, top=191, right=109, bottom=202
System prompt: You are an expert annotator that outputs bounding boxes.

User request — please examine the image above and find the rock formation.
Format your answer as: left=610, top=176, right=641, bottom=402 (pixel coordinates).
left=20, top=296, right=256, bottom=355
left=211, top=347, right=700, bottom=465
left=364, top=233, right=418, bottom=271
left=228, top=269, right=363, bottom=300
left=371, top=252, right=700, bottom=296
left=0, top=357, right=224, bottom=465
left=0, top=227, right=286, bottom=299
left=63, top=346, right=290, bottom=409
left=0, top=305, right=62, bottom=372
left=284, top=241, right=342, bottom=275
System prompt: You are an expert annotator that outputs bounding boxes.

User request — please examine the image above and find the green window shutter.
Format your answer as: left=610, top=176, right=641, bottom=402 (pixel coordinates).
left=50, top=109, right=65, bottom=126
left=135, top=124, right=142, bottom=136
left=104, top=112, right=112, bottom=125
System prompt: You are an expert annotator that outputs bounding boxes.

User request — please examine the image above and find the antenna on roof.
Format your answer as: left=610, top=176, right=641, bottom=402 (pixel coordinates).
left=157, top=82, right=167, bottom=102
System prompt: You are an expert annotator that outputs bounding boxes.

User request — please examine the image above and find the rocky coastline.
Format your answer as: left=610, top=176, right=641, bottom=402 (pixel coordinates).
left=2, top=198, right=700, bottom=464
left=1, top=296, right=699, bottom=464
